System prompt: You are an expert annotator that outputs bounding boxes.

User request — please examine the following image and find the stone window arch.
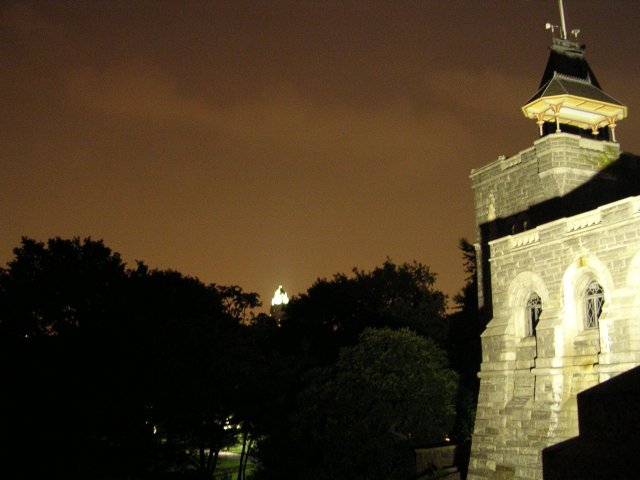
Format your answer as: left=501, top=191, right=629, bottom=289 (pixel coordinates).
left=561, top=256, right=612, bottom=334
left=583, top=280, right=604, bottom=330
left=525, top=292, right=542, bottom=337
left=507, top=272, right=548, bottom=339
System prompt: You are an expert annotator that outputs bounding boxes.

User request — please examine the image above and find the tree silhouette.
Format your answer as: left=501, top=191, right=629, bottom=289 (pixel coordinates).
left=253, top=260, right=452, bottom=480
left=278, top=259, right=447, bottom=367
left=0, top=237, right=261, bottom=479
left=287, top=328, right=457, bottom=480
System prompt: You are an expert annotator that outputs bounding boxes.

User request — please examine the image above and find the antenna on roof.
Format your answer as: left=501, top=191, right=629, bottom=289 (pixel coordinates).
left=547, top=1, right=578, bottom=43
left=558, top=0, right=568, bottom=40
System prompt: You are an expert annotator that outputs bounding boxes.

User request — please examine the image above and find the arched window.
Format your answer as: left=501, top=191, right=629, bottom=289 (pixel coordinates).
left=584, top=281, right=604, bottom=329
left=525, top=292, right=542, bottom=337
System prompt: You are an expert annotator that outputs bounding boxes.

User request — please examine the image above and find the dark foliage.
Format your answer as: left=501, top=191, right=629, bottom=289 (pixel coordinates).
left=278, top=259, right=447, bottom=366
left=0, top=237, right=262, bottom=479
left=447, top=238, right=482, bottom=442
left=291, top=328, right=457, bottom=480
left=252, top=261, right=452, bottom=480
left=0, top=238, right=482, bottom=480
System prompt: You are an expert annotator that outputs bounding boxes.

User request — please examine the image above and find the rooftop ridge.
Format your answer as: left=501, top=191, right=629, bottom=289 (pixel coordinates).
left=552, top=71, right=593, bottom=85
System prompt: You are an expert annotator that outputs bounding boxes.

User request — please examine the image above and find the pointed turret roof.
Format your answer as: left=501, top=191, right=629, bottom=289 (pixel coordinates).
left=538, top=38, right=601, bottom=89
left=528, top=73, right=620, bottom=106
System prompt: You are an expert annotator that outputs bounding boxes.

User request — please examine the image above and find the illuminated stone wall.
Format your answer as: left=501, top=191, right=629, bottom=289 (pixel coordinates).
left=470, top=133, right=619, bottom=310
left=467, top=133, right=640, bottom=480
left=470, top=134, right=614, bottom=236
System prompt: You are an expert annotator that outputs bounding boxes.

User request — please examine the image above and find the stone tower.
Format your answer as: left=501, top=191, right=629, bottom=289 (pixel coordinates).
left=467, top=4, right=640, bottom=480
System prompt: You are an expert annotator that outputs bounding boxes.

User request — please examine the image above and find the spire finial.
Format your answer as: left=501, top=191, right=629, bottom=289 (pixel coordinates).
left=558, top=0, right=568, bottom=40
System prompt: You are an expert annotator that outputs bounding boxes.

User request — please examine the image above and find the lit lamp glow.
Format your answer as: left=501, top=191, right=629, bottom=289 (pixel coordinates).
left=270, top=285, right=289, bottom=324
left=271, top=285, right=289, bottom=306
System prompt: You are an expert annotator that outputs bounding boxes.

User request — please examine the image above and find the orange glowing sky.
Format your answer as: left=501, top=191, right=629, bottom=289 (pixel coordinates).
left=2, top=1, right=640, bottom=308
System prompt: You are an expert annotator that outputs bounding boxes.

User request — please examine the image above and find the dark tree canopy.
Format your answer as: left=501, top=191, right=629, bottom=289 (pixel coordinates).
left=0, top=238, right=481, bottom=480
left=253, top=261, right=455, bottom=480
left=278, top=259, right=447, bottom=366
left=0, top=236, right=128, bottom=337
left=277, top=328, right=458, bottom=480
left=0, top=237, right=262, bottom=479
left=447, top=238, right=482, bottom=442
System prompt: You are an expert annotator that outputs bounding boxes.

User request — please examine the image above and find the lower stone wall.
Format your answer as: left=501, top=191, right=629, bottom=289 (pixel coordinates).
left=468, top=344, right=640, bottom=479
left=467, top=196, right=640, bottom=479
left=542, top=366, right=640, bottom=480
left=468, top=330, right=640, bottom=478
left=468, top=369, right=579, bottom=480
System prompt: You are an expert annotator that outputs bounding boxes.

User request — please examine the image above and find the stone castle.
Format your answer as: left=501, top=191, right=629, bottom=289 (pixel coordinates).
left=467, top=6, right=640, bottom=480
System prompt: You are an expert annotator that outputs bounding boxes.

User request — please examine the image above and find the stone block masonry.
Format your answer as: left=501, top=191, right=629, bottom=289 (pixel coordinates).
left=467, top=133, right=640, bottom=479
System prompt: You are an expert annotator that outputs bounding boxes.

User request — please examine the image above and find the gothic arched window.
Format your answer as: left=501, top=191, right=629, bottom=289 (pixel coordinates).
left=584, top=281, right=604, bottom=329
left=525, top=292, right=542, bottom=337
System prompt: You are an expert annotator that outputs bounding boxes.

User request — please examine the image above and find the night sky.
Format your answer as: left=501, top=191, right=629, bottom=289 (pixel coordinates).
left=2, top=1, right=640, bottom=309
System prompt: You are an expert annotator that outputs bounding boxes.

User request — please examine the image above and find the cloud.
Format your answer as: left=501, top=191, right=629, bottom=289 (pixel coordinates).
left=67, top=63, right=212, bottom=123
left=65, top=62, right=473, bottom=168
left=1, top=2, right=67, bottom=56
left=1, top=2, right=48, bottom=34
left=424, top=67, right=531, bottom=117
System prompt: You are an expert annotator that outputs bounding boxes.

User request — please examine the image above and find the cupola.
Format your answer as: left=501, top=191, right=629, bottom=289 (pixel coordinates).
left=521, top=1, right=627, bottom=141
